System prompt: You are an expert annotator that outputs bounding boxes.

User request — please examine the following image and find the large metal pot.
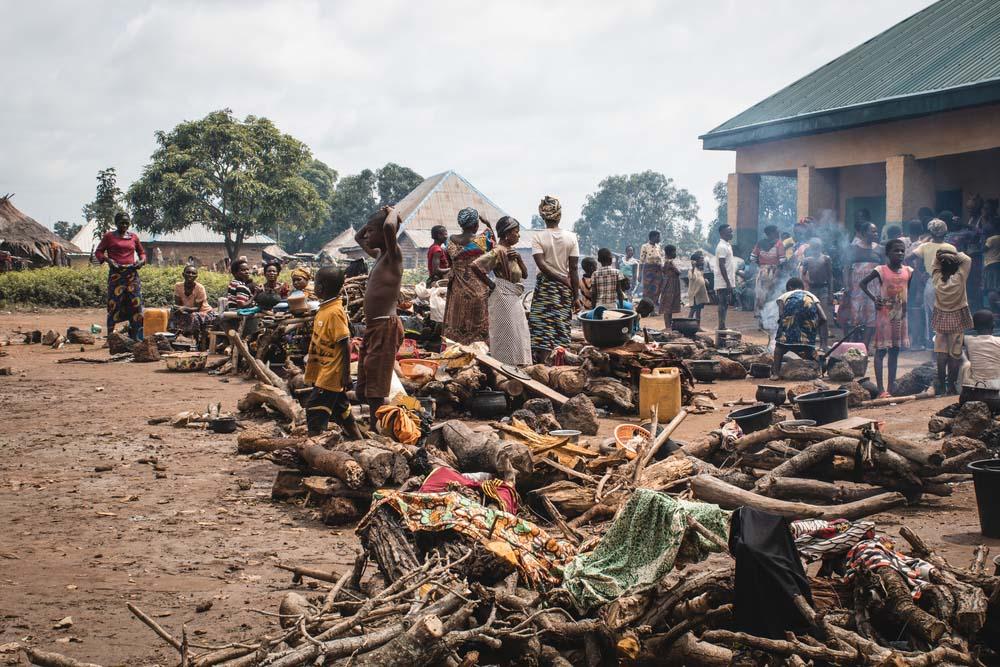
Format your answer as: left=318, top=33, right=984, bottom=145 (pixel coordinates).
left=960, top=382, right=1000, bottom=414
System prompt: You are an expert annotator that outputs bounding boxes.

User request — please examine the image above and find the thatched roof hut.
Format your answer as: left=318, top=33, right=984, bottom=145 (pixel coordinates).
left=0, top=195, right=80, bottom=267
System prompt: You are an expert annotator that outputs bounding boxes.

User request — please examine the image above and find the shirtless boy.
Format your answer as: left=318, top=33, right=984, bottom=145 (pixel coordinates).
left=354, top=206, right=404, bottom=424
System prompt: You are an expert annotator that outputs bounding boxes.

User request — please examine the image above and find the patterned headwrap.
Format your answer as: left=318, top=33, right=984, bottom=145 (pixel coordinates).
left=538, top=196, right=561, bottom=223
left=496, top=216, right=520, bottom=239
left=457, top=207, right=480, bottom=229
left=291, top=267, right=312, bottom=282
left=927, top=218, right=948, bottom=237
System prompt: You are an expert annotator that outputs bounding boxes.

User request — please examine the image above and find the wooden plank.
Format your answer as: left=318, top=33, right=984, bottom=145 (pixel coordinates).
left=822, top=416, right=875, bottom=431
left=473, top=350, right=569, bottom=405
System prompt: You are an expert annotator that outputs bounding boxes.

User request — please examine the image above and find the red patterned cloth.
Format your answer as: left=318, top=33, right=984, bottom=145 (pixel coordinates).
left=419, top=466, right=518, bottom=514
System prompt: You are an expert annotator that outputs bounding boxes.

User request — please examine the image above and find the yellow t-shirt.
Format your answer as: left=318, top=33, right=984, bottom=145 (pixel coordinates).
left=304, top=298, right=350, bottom=392
left=914, top=241, right=957, bottom=273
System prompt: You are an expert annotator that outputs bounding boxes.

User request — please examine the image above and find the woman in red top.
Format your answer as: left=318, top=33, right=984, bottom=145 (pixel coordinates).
left=426, top=225, right=451, bottom=285
left=94, top=212, right=146, bottom=339
left=750, top=225, right=785, bottom=316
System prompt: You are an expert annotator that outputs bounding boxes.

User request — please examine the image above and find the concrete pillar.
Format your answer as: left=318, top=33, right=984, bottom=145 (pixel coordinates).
left=727, top=172, right=759, bottom=255
left=796, top=165, right=838, bottom=221
left=885, top=154, right=934, bottom=224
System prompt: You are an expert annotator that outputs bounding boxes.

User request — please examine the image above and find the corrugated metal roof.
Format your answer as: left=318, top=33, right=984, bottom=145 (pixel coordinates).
left=702, top=0, right=1000, bottom=146
left=394, top=171, right=511, bottom=234
left=71, top=220, right=274, bottom=252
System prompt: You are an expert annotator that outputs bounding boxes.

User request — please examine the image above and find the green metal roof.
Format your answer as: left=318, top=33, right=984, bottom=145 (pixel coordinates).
left=701, top=0, right=1000, bottom=150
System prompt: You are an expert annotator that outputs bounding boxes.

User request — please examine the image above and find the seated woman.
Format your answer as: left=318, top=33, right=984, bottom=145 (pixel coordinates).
left=261, top=261, right=290, bottom=299
left=170, top=264, right=217, bottom=341
left=227, top=259, right=260, bottom=308
left=771, top=277, right=829, bottom=380
left=291, top=266, right=315, bottom=299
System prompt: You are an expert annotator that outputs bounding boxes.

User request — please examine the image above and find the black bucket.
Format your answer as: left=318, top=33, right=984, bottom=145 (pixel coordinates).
left=793, top=389, right=849, bottom=425
left=727, top=403, right=775, bottom=434
left=969, top=459, right=1000, bottom=539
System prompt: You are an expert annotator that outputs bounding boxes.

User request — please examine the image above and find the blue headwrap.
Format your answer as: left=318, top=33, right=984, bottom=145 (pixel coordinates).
left=457, top=207, right=479, bottom=229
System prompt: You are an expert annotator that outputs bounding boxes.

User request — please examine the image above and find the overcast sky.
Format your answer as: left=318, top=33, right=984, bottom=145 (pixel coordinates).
left=2, top=0, right=934, bottom=235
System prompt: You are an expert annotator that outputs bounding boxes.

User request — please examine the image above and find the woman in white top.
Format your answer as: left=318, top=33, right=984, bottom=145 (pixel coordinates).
left=527, top=196, right=580, bottom=360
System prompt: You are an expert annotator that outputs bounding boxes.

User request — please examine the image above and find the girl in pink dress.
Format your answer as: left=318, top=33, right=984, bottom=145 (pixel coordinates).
left=860, top=239, right=912, bottom=396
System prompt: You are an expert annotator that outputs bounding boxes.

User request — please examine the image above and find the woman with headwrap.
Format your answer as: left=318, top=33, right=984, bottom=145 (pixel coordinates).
left=637, top=230, right=665, bottom=311
left=443, top=207, right=494, bottom=344
left=94, top=212, right=146, bottom=339
left=528, top=195, right=580, bottom=360
left=291, top=266, right=314, bottom=299
left=473, top=216, right=532, bottom=366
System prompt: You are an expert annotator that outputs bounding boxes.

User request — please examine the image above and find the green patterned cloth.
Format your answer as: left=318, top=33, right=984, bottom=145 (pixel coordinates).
left=559, top=489, right=730, bottom=612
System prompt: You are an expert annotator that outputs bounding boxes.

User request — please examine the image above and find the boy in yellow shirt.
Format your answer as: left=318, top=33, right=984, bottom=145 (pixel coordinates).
left=304, top=267, right=363, bottom=438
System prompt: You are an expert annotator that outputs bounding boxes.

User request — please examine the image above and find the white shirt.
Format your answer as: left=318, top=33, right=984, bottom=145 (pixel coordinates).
left=716, top=239, right=736, bottom=287
left=531, top=228, right=580, bottom=280
left=965, top=335, right=1000, bottom=389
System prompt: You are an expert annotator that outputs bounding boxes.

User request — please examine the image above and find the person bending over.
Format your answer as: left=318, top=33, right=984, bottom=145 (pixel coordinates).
left=304, top=266, right=363, bottom=439
left=771, top=277, right=828, bottom=380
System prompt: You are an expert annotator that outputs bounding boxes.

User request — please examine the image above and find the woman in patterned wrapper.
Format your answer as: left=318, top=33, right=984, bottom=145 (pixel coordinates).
left=443, top=207, right=494, bottom=344
left=473, top=216, right=532, bottom=366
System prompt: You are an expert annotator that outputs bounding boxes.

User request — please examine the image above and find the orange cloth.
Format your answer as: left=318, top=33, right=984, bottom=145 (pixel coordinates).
left=304, top=298, right=350, bottom=392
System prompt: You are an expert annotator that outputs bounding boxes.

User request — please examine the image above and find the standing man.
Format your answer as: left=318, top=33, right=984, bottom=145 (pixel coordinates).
left=716, top=224, right=736, bottom=330
left=619, top=245, right=639, bottom=298
left=354, top=206, right=404, bottom=426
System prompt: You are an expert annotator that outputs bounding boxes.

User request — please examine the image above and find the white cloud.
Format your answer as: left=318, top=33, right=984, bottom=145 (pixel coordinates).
left=1, top=0, right=933, bottom=234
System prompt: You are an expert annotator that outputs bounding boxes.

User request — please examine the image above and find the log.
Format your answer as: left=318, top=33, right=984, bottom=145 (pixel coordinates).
left=690, top=475, right=906, bottom=520
left=701, top=630, right=857, bottom=665
left=299, top=443, right=366, bottom=489
left=533, top=480, right=593, bottom=517
left=302, top=476, right=373, bottom=500
left=275, top=562, right=344, bottom=584
left=237, top=383, right=305, bottom=424
left=344, top=614, right=446, bottom=667
left=21, top=648, right=104, bottom=667
left=237, top=435, right=308, bottom=454
left=754, top=436, right=920, bottom=494
left=278, top=592, right=313, bottom=629
left=633, top=410, right=688, bottom=482
left=679, top=433, right=721, bottom=460
left=767, top=477, right=884, bottom=503
left=333, top=440, right=398, bottom=488
left=735, top=424, right=940, bottom=467
left=495, top=376, right=524, bottom=398
left=357, top=505, right=421, bottom=584
left=439, top=420, right=533, bottom=483
left=875, top=568, right=947, bottom=643
left=928, top=416, right=953, bottom=434
left=924, top=448, right=990, bottom=475
left=658, top=632, right=732, bottom=667
left=321, top=496, right=362, bottom=525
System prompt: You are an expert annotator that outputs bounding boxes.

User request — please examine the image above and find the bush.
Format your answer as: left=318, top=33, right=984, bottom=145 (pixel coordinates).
left=0, top=266, right=233, bottom=308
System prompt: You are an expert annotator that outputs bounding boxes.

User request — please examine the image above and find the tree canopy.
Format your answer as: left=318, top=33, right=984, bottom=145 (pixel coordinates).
left=376, top=163, right=423, bottom=207
left=54, top=221, right=82, bottom=241
left=127, top=109, right=327, bottom=261
left=284, top=159, right=339, bottom=253
left=82, top=167, right=125, bottom=238
left=574, top=170, right=701, bottom=256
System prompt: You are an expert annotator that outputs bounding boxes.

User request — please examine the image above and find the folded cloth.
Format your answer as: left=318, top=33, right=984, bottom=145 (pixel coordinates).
left=375, top=404, right=422, bottom=446
left=363, top=490, right=574, bottom=588
left=419, top=466, right=518, bottom=514
left=559, top=489, right=730, bottom=612
left=845, top=537, right=936, bottom=600
left=791, top=518, right=876, bottom=562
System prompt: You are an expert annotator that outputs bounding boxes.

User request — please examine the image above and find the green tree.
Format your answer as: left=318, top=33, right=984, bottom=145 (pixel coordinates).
left=82, top=167, right=124, bottom=237
left=128, top=109, right=326, bottom=261
left=54, top=221, right=82, bottom=241
left=376, top=163, right=423, bottom=207
left=328, top=169, right=378, bottom=237
left=283, top=159, right=339, bottom=253
left=573, top=170, right=699, bottom=256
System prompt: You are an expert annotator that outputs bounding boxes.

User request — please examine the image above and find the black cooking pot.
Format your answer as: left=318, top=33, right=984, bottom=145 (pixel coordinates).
left=755, top=384, right=786, bottom=407
left=793, top=389, right=849, bottom=425
left=671, top=318, right=700, bottom=338
left=749, top=362, right=772, bottom=379
left=727, top=403, right=775, bottom=434
left=209, top=417, right=239, bottom=434
left=960, top=382, right=1000, bottom=414
left=577, top=310, right=638, bottom=348
left=687, top=359, right=720, bottom=383
left=467, top=390, right=509, bottom=419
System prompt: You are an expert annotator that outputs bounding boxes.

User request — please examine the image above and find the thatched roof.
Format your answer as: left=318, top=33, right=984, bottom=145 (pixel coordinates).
left=0, top=195, right=80, bottom=264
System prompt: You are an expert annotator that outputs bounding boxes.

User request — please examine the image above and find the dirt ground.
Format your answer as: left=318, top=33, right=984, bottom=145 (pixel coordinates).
left=1, top=307, right=997, bottom=666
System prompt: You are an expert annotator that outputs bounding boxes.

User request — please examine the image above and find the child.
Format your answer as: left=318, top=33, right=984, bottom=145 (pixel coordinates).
left=579, top=257, right=598, bottom=311
left=304, top=267, right=363, bottom=439
left=930, top=248, right=973, bottom=395
left=687, top=251, right=710, bottom=325
left=860, top=239, right=912, bottom=396
left=660, top=244, right=681, bottom=330
left=771, top=277, right=828, bottom=380
left=591, top=248, right=625, bottom=309
left=354, top=206, right=404, bottom=425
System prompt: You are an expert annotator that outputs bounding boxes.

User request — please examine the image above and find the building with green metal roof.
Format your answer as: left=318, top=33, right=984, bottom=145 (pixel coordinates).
left=701, top=0, right=1000, bottom=250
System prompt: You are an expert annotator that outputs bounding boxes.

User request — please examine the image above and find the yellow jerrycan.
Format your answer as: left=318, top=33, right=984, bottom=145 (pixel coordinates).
left=639, top=367, right=681, bottom=421
left=143, top=308, right=170, bottom=336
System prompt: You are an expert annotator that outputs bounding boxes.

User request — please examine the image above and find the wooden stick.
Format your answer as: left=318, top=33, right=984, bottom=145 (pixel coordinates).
left=538, top=457, right=597, bottom=483
left=540, top=495, right=582, bottom=546
left=685, top=514, right=729, bottom=554
left=227, top=329, right=282, bottom=387
left=633, top=409, right=688, bottom=483
left=274, top=562, right=344, bottom=585
left=126, top=602, right=182, bottom=651
left=21, top=648, right=105, bottom=667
